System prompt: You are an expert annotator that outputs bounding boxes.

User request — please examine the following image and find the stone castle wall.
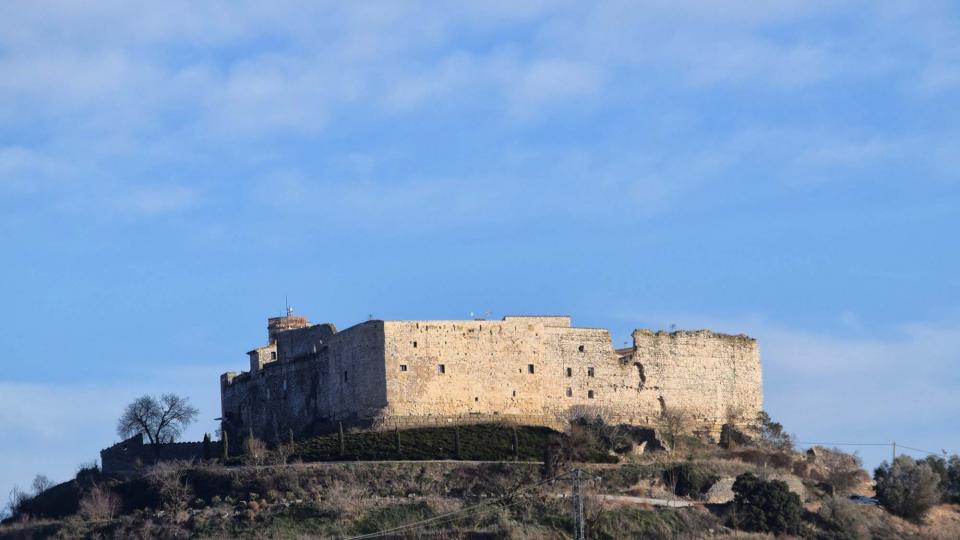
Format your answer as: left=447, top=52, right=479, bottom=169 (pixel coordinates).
left=101, top=434, right=223, bottom=475
left=221, top=314, right=762, bottom=444
left=221, top=320, right=386, bottom=445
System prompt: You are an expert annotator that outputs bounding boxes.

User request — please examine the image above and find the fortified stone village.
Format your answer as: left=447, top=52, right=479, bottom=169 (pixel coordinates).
left=102, top=311, right=763, bottom=471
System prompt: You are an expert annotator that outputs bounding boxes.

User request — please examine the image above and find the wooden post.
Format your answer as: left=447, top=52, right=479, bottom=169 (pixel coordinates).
left=339, top=422, right=345, bottom=457
left=455, top=426, right=462, bottom=460
left=396, top=424, right=402, bottom=455
left=222, top=431, right=229, bottom=460
left=513, top=426, right=519, bottom=462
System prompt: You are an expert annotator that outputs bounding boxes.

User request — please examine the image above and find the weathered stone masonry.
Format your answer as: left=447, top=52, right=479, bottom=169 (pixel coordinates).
left=220, top=313, right=762, bottom=445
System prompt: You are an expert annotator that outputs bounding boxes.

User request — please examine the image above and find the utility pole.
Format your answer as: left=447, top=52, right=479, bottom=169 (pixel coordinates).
left=892, top=441, right=896, bottom=464
left=572, top=468, right=585, bottom=540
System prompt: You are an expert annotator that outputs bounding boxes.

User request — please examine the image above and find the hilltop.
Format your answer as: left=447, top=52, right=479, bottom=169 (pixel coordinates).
left=3, top=419, right=960, bottom=539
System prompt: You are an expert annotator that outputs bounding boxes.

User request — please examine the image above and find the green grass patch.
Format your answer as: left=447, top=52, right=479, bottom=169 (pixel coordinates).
left=292, top=424, right=558, bottom=462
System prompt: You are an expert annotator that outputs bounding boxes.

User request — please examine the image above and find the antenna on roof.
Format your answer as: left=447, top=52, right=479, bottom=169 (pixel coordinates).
left=285, top=296, right=293, bottom=317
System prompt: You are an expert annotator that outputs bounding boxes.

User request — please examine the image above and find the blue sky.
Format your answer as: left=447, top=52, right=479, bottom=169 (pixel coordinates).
left=2, top=1, right=959, bottom=502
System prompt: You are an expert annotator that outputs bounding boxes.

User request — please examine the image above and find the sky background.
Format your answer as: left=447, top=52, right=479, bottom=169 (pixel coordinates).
left=2, top=1, right=959, bottom=505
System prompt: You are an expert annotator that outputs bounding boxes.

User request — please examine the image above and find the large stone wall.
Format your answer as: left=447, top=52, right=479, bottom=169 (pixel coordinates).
left=630, top=329, right=763, bottom=435
left=221, top=314, right=762, bottom=444
left=221, top=320, right=386, bottom=445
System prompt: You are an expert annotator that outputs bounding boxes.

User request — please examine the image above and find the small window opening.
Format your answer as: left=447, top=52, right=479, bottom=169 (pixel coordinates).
left=474, top=397, right=479, bottom=402
left=587, top=367, right=595, bottom=377
left=437, top=364, right=445, bottom=374
left=565, top=387, right=573, bottom=397
left=270, top=351, right=277, bottom=360
left=527, top=364, right=535, bottom=374
left=588, top=390, right=595, bottom=399
left=565, top=367, right=572, bottom=377
left=512, top=390, right=516, bottom=397
left=399, top=364, right=408, bottom=372
left=413, top=341, right=417, bottom=348
left=343, top=370, right=348, bottom=382
left=578, top=345, right=585, bottom=352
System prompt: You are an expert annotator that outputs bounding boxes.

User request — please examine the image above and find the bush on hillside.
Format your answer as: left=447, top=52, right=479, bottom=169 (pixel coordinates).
left=730, top=472, right=803, bottom=535
left=754, top=411, right=793, bottom=451
left=817, top=496, right=871, bottom=540
left=948, top=455, right=960, bottom=503
left=543, top=423, right=618, bottom=478
left=662, top=463, right=719, bottom=498
left=719, top=423, right=751, bottom=449
left=811, top=447, right=866, bottom=495
left=918, top=456, right=948, bottom=499
left=78, top=484, right=120, bottom=521
left=874, top=456, right=941, bottom=520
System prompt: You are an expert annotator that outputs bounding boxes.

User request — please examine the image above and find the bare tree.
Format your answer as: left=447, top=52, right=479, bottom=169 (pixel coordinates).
left=31, top=474, right=54, bottom=495
left=657, top=408, right=690, bottom=452
left=78, top=483, right=120, bottom=520
left=117, top=394, right=199, bottom=458
left=6, top=485, right=28, bottom=520
left=243, top=435, right=268, bottom=466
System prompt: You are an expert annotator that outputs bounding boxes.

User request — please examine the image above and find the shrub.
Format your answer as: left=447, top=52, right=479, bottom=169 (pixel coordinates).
left=243, top=436, right=268, bottom=466
left=719, top=423, right=751, bottom=449
left=817, top=496, right=871, bottom=540
left=543, top=424, right=616, bottom=478
left=730, top=472, right=803, bottom=535
left=873, top=456, right=941, bottom=520
left=754, top=411, right=793, bottom=451
left=816, top=447, right=865, bottom=495
left=662, top=464, right=719, bottom=498
left=571, top=416, right=634, bottom=454
left=78, top=484, right=120, bottom=521
left=948, top=455, right=960, bottom=503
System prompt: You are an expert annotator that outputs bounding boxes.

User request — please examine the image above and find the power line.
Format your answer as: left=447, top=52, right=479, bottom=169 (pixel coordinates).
left=345, top=470, right=574, bottom=539
left=794, top=441, right=890, bottom=446
left=898, top=444, right=948, bottom=458
left=795, top=441, right=954, bottom=459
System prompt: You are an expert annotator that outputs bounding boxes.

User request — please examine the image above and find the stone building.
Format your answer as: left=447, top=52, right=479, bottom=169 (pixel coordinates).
left=220, top=313, right=762, bottom=445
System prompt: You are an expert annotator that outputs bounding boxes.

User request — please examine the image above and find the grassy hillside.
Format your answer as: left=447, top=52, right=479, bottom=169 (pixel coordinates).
left=4, top=421, right=960, bottom=539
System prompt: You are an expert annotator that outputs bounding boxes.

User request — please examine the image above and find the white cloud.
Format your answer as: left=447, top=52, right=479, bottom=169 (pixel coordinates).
left=0, top=147, right=62, bottom=188
left=108, top=185, right=199, bottom=216
left=515, top=59, right=602, bottom=104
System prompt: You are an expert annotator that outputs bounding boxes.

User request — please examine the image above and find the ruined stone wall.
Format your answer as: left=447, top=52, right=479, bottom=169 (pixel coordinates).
left=379, top=321, right=761, bottom=436
left=628, top=330, right=763, bottom=436
left=221, top=321, right=386, bottom=445
left=101, top=434, right=222, bottom=475
left=220, top=315, right=763, bottom=444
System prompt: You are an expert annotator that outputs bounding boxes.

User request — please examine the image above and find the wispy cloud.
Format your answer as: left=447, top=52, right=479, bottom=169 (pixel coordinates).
left=108, top=184, right=199, bottom=216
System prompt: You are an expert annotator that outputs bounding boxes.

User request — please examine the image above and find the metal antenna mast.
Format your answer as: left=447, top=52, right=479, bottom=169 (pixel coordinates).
left=572, top=468, right=585, bottom=540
